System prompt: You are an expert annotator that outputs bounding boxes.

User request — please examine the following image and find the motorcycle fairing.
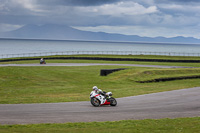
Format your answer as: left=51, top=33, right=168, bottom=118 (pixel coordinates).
left=95, top=94, right=108, bottom=105
left=90, top=91, right=109, bottom=105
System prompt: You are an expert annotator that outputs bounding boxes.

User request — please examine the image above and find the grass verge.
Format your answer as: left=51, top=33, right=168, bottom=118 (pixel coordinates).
left=116, top=68, right=200, bottom=82
left=0, top=117, right=200, bottom=133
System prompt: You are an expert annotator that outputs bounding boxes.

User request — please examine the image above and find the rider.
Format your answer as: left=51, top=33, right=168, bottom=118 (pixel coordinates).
left=40, top=58, right=46, bottom=64
left=92, top=86, right=107, bottom=98
left=40, top=58, right=44, bottom=63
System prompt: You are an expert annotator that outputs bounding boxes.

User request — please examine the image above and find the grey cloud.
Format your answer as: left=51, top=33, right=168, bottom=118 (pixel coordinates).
left=0, top=0, right=200, bottom=39
left=157, top=0, right=200, bottom=4
left=167, top=0, right=200, bottom=2
left=37, top=0, right=120, bottom=6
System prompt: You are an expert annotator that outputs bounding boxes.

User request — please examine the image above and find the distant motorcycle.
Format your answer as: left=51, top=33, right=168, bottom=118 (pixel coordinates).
left=40, top=60, right=46, bottom=64
left=40, top=58, right=46, bottom=64
left=90, top=91, right=117, bottom=107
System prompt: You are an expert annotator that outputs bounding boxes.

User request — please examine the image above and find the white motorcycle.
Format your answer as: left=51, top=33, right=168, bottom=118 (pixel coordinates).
left=90, top=91, right=117, bottom=107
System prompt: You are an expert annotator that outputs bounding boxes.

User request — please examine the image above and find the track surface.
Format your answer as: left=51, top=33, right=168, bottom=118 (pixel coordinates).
left=0, top=63, right=194, bottom=68
left=0, top=63, right=199, bottom=125
left=0, top=87, right=200, bottom=125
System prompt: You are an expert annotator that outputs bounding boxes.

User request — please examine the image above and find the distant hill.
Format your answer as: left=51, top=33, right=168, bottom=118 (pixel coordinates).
left=0, top=24, right=200, bottom=43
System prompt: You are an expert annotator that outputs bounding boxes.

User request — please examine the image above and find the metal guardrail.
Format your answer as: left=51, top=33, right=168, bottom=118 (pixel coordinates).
left=0, top=51, right=200, bottom=59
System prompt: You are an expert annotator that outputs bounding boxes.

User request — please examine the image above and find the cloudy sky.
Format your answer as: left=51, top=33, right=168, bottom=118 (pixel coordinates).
left=0, top=0, right=200, bottom=38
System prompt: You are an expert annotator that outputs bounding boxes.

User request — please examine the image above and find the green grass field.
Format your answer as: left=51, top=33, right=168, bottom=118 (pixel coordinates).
left=0, top=117, right=200, bottom=133
left=0, top=66, right=200, bottom=103
left=0, top=55, right=200, bottom=132
left=1, top=55, right=200, bottom=104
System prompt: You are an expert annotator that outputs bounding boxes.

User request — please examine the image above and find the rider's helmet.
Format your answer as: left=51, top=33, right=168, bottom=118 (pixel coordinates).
left=93, top=86, right=98, bottom=92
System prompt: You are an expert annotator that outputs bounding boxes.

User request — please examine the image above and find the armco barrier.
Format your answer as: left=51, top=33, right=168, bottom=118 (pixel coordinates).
left=100, top=68, right=127, bottom=76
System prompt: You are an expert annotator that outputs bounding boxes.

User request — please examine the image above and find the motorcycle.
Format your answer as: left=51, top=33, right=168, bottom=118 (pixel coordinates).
left=40, top=60, right=46, bottom=64
left=90, top=91, right=117, bottom=107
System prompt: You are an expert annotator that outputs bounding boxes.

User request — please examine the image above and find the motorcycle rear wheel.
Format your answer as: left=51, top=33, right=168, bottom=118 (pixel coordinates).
left=91, top=97, right=100, bottom=107
left=110, top=97, right=117, bottom=106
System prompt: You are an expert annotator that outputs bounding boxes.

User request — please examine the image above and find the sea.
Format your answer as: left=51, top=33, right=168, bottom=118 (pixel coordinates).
left=1, top=38, right=200, bottom=57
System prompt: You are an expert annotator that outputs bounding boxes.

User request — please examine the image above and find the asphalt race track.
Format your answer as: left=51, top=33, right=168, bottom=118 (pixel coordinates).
left=0, top=63, right=199, bottom=125
left=0, top=87, right=200, bottom=125
left=0, top=63, right=194, bottom=68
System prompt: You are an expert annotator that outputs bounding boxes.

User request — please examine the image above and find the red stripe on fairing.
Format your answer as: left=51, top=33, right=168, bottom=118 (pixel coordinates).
left=101, top=100, right=110, bottom=105
left=95, top=94, right=100, bottom=97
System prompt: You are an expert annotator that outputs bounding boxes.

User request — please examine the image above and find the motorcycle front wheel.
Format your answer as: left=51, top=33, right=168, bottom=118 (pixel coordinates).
left=110, top=97, right=117, bottom=106
left=91, top=97, right=100, bottom=107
